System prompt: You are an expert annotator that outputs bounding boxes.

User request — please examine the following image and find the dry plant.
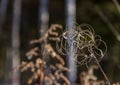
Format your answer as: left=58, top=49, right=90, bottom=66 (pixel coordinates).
left=113, top=82, right=120, bottom=85
left=14, top=24, right=70, bottom=85
left=56, top=23, right=110, bottom=84
left=14, top=23, right=116, bottom=85
left=79, top=65, right=120, bottom=85
left=80, top=65, right=105, bottom=85
left=56, top=24, right=107, bottom=65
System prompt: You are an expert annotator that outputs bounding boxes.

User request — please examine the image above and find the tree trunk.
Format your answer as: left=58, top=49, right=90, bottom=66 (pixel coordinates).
left=39, top=0, right=49, bottom=36
left=38, top=0, right=49, bottom=84
left=0, top=0, right=8, bottom=34
left=4, top=46, right=13, bottom=85
left=11, top=0, right=21, bottom=85
left=65, top=0, right=77, bottom=84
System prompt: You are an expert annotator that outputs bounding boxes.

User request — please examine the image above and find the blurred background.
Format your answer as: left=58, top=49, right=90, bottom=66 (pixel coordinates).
left=0, top=0, right=120, bottom=85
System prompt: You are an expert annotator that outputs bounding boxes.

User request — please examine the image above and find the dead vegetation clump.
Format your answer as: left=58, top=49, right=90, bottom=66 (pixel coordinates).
left=14, top=24, right=69, bottom=85
left=14, top=24, right=119, bottom=85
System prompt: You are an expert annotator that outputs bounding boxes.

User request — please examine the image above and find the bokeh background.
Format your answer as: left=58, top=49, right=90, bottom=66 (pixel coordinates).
left=0, top=0, right=120, bottom=85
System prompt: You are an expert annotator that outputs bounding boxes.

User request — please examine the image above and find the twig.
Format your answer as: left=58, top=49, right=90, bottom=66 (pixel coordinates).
left=93, top=54, right=111, bottom=85
left=95, top=6, right=120, bottom=42
left=113, top=0, right=120, bottom=14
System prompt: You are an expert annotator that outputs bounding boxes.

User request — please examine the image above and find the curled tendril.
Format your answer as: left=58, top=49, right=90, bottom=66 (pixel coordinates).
left=56, top=24, right=107, bottom=66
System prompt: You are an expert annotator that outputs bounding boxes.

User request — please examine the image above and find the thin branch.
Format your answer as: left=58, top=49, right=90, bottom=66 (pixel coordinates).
left=95, top=6, right=120, bottom=42
left=93, top=54, right=111, bottom=85
left=113, top=0, right=120, bottom=14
